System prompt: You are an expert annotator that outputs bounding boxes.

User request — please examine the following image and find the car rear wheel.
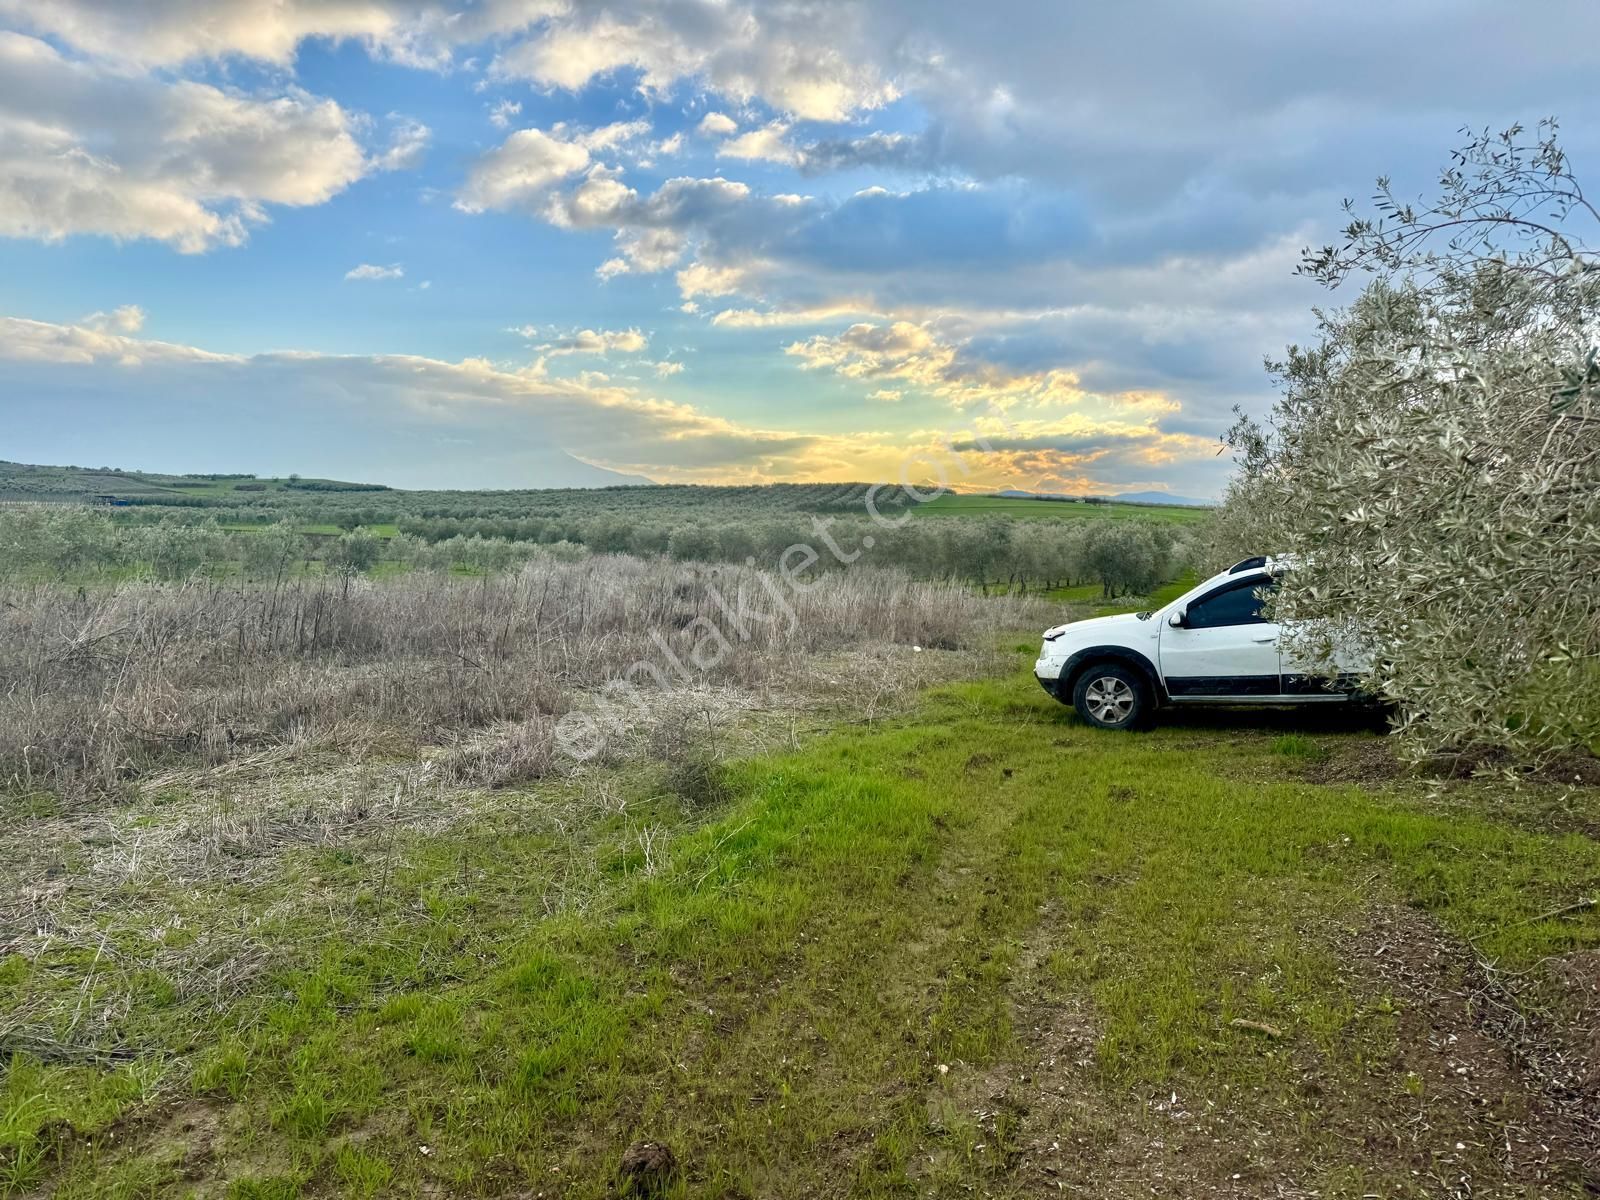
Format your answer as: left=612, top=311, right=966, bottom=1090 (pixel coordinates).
left=1071, top=664, right=1153, bottom=731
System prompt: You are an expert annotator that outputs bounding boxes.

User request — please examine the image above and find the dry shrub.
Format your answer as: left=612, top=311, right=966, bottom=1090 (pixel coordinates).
left=435, top=716, right=558, bottom=789
left=662, top=750, right=730, bottom=811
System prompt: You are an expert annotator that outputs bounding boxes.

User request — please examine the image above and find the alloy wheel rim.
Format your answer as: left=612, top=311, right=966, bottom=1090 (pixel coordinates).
left=1085, top=676, right=1135, bottom=724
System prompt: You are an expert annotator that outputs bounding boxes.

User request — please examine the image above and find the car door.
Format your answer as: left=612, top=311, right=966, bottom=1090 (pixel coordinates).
left=1281, top=616, right=1373, bottom=693
left=1158, top=576, right=1281, bottom=696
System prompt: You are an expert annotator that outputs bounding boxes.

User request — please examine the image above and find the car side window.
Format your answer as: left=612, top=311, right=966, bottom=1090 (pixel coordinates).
left=1184, top=578, right=1278, bottom=629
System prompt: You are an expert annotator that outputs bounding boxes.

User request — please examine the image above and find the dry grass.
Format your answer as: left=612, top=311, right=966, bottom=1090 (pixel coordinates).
left=0, top=556, right=1054, bottom=1071
left=0, top=555, right=1049, bottom=796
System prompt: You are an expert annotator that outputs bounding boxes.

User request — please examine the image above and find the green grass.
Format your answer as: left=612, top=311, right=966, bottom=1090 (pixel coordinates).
left=989, top=571, right=1199, bottom=608
left=7, top=657, right=1600, bottom=1196
left=914, top=493, right=1210, bottom=522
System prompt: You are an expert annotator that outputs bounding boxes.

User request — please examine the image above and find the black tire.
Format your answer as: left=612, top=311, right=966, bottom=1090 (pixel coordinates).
left=1071, top=663, right=1154, bottom=731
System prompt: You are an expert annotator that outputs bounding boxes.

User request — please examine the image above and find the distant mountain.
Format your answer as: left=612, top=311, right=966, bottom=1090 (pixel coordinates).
left=1112, top=490, right=1215, bottom=508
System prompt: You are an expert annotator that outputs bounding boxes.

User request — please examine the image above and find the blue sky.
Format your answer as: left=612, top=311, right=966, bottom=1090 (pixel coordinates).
left=2, top=1, right=1598, bottom=495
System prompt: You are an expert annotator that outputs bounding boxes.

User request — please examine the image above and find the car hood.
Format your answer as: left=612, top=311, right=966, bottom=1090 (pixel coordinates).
left=1042, top=610, right=1147, bottom=642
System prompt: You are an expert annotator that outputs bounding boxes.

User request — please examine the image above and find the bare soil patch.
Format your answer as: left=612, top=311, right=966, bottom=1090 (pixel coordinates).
left=912, top=901, right=1600, bottom=1197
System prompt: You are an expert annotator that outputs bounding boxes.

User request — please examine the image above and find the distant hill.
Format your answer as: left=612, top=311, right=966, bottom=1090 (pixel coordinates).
left=990, top=487, right=1213, bottom=508
left=1111, top=490, right=1215, bottom=508
left=0, top=461, right=391, bottom=503
left=0, top=458, right=650, bottom=502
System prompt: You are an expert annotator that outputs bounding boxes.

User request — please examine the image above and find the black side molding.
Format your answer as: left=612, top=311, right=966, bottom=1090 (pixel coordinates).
left=1165, top=674, right=1280, bottom=696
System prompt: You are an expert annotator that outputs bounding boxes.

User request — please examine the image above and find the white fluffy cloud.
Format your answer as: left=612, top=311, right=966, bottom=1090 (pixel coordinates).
left=0, top=315, right=235, bottom=366
left=454, top=121, right=649, bottom=215
left=81, top=305, right=147, bottom=334
left=718, top=122, right=798, bottom=165
left=488, top=5, right=895, bottom=121
left=456, top=127, right=593, bottom=213
left=0, top=32, right=384, bottom=252
left=0, top=2, right=895, bottom=122
left=697, top=112, right=738, bottom=137
left=0, top=0, right=454, bottom=68
left=345, top=263, right=405, bottom=281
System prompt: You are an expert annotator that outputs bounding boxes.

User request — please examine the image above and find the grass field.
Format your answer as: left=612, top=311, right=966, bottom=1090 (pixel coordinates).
left=914, top=494, right=1211, bottom=523
left=7, top=634, right=1598, bottom=1197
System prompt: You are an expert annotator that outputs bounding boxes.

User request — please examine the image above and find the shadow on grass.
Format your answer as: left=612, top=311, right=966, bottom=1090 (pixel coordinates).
left=1152, top=705, right=1388, bottom=736
left=1023, top=681, right=1386, bottom=737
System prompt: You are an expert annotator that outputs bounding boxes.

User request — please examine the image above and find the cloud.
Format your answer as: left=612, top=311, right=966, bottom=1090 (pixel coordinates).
left=0, top=312, right=1226, bottom=492
left=784, top=319, right=1189, bottom=420
left=697, top=112, right=738, bottom=137
left=0, top=0, right=442, bottom=67
left=677, top=262, right=751, bottom=300
left=0, top=315, right=237, bottom=366
left=795, top=131, right=930, bottom=175
left=539, top=173, right=770, bottom=277
left=81, top=305, right=147, bottom=334
left=11, top=2, right=1596, bottom=206
left=0, top=1, right=899, bottom=123
left=867, top=389, right=901, bottom=402
left=0, top=312, right=810, bottom=483
left=536, top=328, right=650, bottom=356
left=455, top=121, right=1317, bottom=450
left=14, top=2, right=1592, bottom=500
left=0, top=31, right=373, bottom=252
left=454, top=127, right=595, bottom=213
left=372, top=114, right=431, bottom=170
left=454, top=121, right=650, bottom=215
left=345, top=263, right=405, bottom=281
left=488, top=6, right=896, bottom=121
left=718, top=121, right=798, bottom=165
left=708, top=301, right=873, bottom=328
left=652, top=360, right=685, bottom=377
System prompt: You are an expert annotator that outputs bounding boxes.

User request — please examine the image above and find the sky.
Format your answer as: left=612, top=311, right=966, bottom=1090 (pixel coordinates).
left=2, top=2, right=1598, bottom=496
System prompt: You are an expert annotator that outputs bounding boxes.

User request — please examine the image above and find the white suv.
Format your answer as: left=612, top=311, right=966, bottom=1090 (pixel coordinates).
left=1034, top=556, right=1367, bottom=730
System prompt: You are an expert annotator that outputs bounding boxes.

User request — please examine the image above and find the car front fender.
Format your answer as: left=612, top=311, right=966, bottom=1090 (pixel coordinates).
left=1056, top=645, right=1166, bottom=703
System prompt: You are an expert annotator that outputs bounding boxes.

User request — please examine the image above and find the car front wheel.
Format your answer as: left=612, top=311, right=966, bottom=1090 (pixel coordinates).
left=1071, top=664, right=1153, bottom=731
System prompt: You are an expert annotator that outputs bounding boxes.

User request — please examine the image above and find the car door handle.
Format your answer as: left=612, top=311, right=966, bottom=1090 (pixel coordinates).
left=1252, top=636, right=1276, bottom=643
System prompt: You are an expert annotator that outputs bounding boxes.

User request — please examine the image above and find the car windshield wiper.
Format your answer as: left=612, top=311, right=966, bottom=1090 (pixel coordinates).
left=1135, top=610, right=1153, bottom=620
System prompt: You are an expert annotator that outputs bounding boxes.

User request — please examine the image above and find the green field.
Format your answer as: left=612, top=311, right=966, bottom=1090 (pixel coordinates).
left=914, top=493, right=1211, bottom=522
left=8, top=642, right=1596, bottom=1197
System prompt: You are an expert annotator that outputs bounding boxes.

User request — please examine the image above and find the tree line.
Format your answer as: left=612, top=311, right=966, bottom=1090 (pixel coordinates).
left=0, top=504, right=1191, bottom=598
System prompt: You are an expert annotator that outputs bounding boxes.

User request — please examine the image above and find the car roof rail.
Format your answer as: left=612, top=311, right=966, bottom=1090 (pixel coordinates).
left=1226, top=555, right=1268, bottom=574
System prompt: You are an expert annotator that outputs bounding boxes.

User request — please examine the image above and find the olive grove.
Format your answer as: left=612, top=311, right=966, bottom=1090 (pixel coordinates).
left=1212, top=122, right=1600, bottom=760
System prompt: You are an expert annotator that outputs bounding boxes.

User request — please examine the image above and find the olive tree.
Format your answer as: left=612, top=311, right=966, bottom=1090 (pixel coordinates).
left=1217, top=121, right=1600, bottom=759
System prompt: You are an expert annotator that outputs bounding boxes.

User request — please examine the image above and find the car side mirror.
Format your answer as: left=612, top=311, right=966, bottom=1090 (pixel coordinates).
left=1167, top=608, right=1186, bottom=629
